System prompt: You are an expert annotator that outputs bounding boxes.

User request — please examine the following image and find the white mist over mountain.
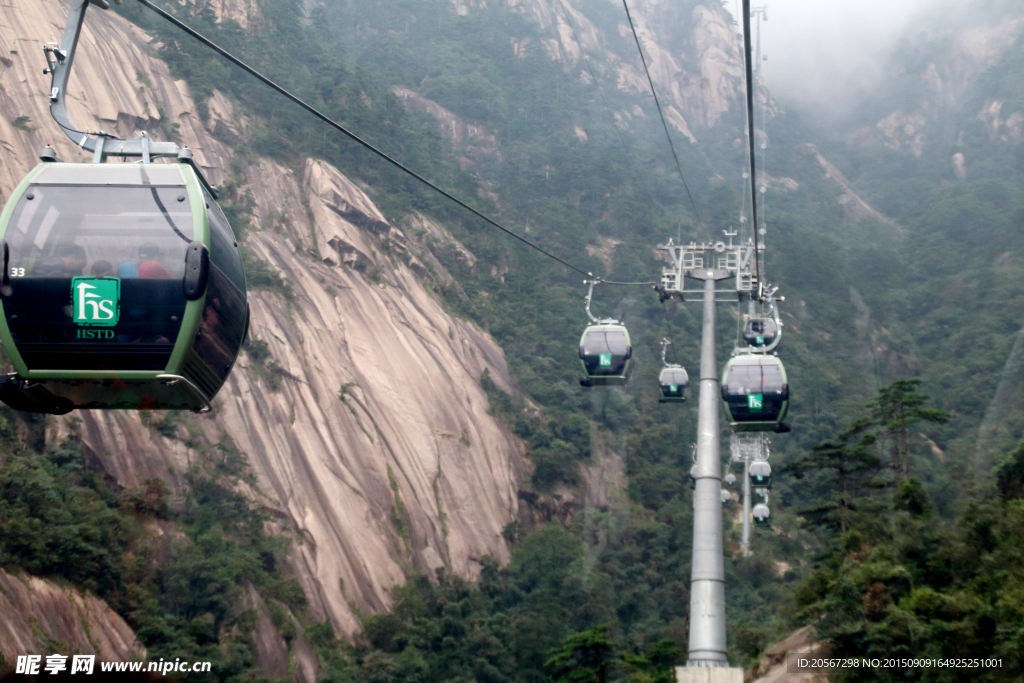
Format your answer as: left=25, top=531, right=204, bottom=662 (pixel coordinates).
left=726, top=0, right=955, bottom=118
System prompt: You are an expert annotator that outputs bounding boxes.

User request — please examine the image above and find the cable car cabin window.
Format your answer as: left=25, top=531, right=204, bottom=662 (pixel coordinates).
left=202, top=187, right=245, bottom=292
left=580, top=327, right=630, bottom=376
left=191, top=264, right=246, bottom=385
left=761, top=363, right=786, bottom=394
left=191, top=188, right=246, bottom=386
left=724, top=363, right=762, bottom=396
left=3, top=184, right=194, bottom=371
left=661, top=368, right=688, bottom=387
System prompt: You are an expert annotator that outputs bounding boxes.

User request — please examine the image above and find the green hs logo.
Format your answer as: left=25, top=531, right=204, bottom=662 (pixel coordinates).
left=72, top=277, right=120, bottom=326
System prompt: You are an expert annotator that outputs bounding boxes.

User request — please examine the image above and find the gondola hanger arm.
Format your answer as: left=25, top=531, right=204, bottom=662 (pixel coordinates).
left=760, top=286, right=783, bottom=353
left=583, top=279, right=620, bottom=324
left=45, top=0, right=177, bottom=160
left=584, top=280, right=599, bottom=323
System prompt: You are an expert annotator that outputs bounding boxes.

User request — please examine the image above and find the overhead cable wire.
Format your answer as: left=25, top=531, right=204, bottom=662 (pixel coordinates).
left=552, top=0, right=659, bottom=212
left=133, top=0, right=636, bottom=283
left=601, top=278, right=659, bottom=285
left=620, top=0, right=707, bottom=237
left=755, top=48, right=769, bottom=262
left=740, top=0, right=762, bottom=286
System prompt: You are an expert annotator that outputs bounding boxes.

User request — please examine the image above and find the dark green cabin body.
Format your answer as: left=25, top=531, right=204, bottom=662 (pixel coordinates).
left=0, top=162, right=248, bottom=413
left=720, top=354, right=789, bottom=432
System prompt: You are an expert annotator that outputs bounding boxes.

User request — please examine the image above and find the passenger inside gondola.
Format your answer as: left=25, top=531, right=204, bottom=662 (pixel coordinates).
left=138, top=243, right=173, bottom=279
left=90, top=260, right=114, bottom=278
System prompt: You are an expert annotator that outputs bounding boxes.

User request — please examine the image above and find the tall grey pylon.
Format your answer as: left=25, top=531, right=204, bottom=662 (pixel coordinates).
left=686, top=272, right=729, bottom=666
left=656, top=237, right=760, bottom=667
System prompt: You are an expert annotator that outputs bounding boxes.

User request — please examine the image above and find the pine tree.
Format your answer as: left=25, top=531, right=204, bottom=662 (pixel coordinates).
left=867, top=379, right=949, bottom=482
left=788, top=417, right=887, bottom=534
left=545, top=624, right=621, bottom=683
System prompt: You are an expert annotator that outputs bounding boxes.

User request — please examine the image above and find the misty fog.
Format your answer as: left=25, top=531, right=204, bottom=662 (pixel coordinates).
left=727, top=0, right=958, bottom=119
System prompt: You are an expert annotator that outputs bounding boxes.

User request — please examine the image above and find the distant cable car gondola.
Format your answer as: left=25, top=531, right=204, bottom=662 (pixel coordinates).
left=743, top=317, right=778, bottom=348
left=743, top=292, right=783, bottom=351
left=658, top=366, right=689, bottom=402
left=579, top=281, right=632, bottom=387
left=721, top=488, right=732, bottom=505
left=749, top=461, right=772, bottom=489
left=721, top=354, right=790, bottom=432
left=724, top=472, right=736, bottom=487
left=0, top=0, right=247, bottom=414
left=657, top=338, right=688, bottom=402
left=753, top=503, right=770, bottom=526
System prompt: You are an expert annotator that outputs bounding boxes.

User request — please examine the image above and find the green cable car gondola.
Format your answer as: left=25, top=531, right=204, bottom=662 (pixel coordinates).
left=0, top=161, right=248, bottom=414
left=658, top=366, right=689, bottom=402
left=656, top=339, right=687, bottom=402
left=578, top=280, right=631, bottom=387
left=749, top=461, right=772, bottom=489
left=579, top=323, right=632, bottom=387
left=721, top=354, right=790, bottom=433
left=0, top=0, right=246, bottom=414
left=753, top=503, right=770, bottom=526
left=743, top=317, right=778, bottom=348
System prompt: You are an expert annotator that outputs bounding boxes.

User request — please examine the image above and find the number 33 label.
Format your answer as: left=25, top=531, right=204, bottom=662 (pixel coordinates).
left=10, top=268, right=24, bottom=277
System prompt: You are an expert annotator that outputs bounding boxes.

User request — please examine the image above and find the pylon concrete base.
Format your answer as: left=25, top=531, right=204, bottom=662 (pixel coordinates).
left=675, top=665, right=744, bottom=683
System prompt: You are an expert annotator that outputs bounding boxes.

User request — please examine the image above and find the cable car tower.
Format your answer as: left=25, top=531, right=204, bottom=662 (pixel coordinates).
left=729, top=433, right=770, bottom=556
left=662, top=1, right=787, bottom=676
left=656, top=232, right=761, bottom=670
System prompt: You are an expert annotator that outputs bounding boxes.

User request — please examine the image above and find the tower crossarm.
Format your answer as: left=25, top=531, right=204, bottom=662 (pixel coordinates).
left=656, top=234, right=760, bottom=301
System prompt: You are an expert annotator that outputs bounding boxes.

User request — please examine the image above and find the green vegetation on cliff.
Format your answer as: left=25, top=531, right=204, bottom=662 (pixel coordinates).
left=0, top=408, right=303, bottom=681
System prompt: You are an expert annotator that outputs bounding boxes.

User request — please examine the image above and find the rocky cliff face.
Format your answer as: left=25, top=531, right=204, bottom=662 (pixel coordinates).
left=208, top=0, right=261, bottom=29
left=1, top=0, right=525, bottom=646
left=747, top=626, right=826, bottom=683
left=458, top=0, right=772, bottom=139
left=0, top=569, right=144, bottom=664
left=391, top=86, right=500, bottom=168
left=848, top=7, right=1024, bottom=158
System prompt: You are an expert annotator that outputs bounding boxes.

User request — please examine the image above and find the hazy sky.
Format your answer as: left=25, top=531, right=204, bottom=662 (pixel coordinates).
left=723, top=0, right=950, bottom=116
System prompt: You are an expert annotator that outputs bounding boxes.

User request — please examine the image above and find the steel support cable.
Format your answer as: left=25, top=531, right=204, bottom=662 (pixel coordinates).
left=132, top=0, right=642, bottom=283
left=741, top=0, right=762, bottom=286
left=602, top=279, right=658, bottom=285
left=552, top=0, right=659, bottom=213
left=757, top=73, right=769, bottom=261
left=620, top=0, right=707, bottom=237
left=659, top=301, right=681, bottom=366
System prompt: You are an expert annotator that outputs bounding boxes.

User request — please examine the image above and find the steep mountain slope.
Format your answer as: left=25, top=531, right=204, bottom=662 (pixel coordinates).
left=0, top=569, right=144, bottom=663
